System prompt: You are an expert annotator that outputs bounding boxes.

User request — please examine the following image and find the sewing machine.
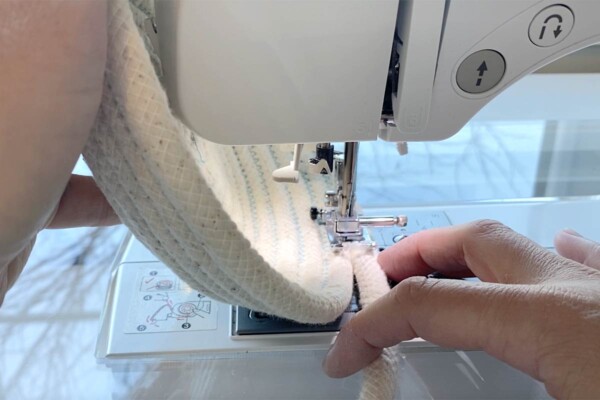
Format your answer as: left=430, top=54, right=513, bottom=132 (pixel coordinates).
left=96, top=1, right=600, bottom=398
left=154, top=0, right=600, bottom=247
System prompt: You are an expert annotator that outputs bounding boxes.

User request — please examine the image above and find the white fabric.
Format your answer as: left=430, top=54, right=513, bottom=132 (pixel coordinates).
left=83, top=0, right=400, bottom=398
left=84, top=0, right=352, bottom=324
left=348, top=245, right=401, bottom=400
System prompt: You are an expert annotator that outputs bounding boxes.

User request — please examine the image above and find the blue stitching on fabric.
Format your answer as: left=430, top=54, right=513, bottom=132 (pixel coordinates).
left=269, top=146, right=305, bottom=274
left=232, top=147, right=260, bottom=241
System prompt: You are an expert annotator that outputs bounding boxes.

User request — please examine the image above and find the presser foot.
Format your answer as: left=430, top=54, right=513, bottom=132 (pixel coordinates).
left=310, top=208, right=408, bottom=247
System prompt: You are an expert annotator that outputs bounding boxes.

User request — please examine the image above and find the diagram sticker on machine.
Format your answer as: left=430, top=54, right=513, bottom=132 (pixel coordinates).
left=124, top=268, right=218, bottom=334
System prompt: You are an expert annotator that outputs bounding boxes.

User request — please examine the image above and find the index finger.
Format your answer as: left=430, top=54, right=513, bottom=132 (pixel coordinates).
left=323, top=277, right=543, bottom=380
left=378, top=220, right=563, bottom=284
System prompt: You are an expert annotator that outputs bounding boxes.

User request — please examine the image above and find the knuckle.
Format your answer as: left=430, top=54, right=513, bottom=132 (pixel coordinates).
left=585, top=242, right=600, bottom=261
left=342, top=312, right=378, bottom=349
left=465, top=220, right=537, bottom=262
left=393, top=276, right=433, bottom=306
left=591, top=242, right=600, bottom=253
left=469, top=219, right=510, bottom=238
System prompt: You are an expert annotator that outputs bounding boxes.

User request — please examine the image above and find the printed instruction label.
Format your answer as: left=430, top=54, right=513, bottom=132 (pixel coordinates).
left=124, top=268, right=218, bottom=334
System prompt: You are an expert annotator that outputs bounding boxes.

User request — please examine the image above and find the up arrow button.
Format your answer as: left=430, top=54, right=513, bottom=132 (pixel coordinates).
left=457, top=50, right=506, bottom=95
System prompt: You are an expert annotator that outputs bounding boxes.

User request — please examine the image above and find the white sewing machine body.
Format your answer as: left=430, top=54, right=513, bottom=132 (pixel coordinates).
left=153, top=0, right=600, bottom=246
left=156, top=0, right=600, bottom=144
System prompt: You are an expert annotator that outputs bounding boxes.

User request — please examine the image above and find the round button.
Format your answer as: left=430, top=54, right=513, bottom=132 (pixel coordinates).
left=529, top=5, right=574, bottom=48
left=456, top=50, right=506, bottom=94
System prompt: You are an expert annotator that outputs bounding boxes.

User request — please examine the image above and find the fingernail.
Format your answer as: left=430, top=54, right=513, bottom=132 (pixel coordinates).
left=563, top=228, right=583, bottom=238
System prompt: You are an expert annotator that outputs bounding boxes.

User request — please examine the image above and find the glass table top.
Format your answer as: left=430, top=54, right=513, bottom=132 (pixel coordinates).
left=357, top=73, right=600, bottom=207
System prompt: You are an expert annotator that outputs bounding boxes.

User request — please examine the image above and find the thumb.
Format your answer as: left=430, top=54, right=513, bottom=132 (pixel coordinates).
left=554, top=229, right=600, bottom=270
left=323, top=277, right=545, bottom=380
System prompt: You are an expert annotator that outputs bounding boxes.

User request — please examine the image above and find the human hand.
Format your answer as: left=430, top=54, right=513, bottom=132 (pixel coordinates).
left=323, top=220, right=600, bottom=399
left=0, top=1, right=118, bottom=303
